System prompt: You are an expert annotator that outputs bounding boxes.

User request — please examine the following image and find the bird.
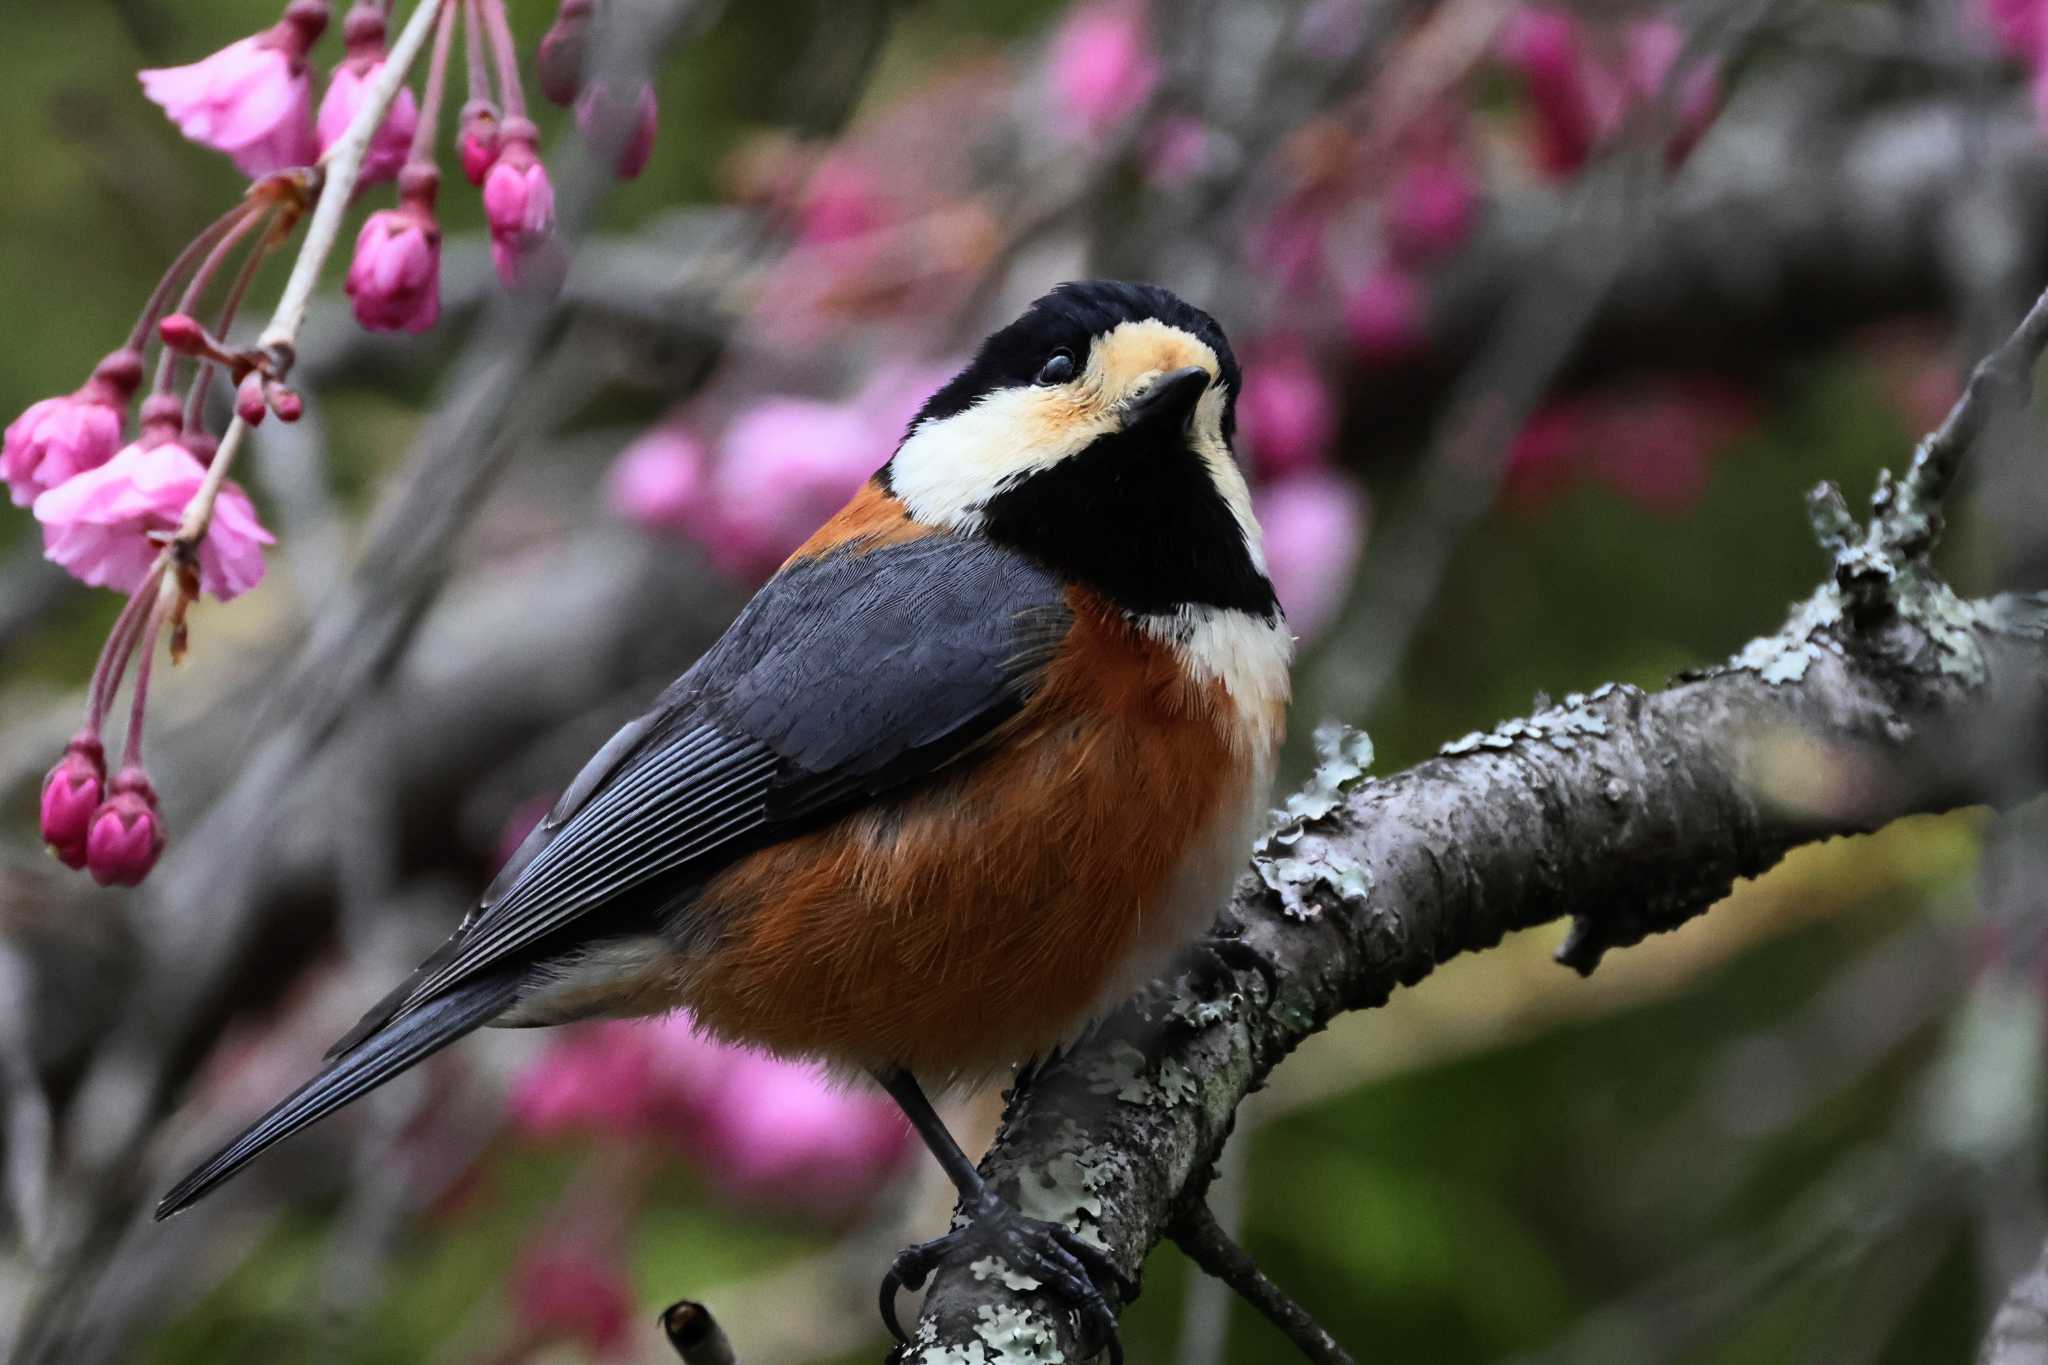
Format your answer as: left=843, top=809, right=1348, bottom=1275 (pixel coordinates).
left=154, top=279, right=1293, bottom=1359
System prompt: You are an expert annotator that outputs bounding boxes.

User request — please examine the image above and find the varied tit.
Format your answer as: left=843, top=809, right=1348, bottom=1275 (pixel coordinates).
left=156, top=280, right=1293, bottom=1358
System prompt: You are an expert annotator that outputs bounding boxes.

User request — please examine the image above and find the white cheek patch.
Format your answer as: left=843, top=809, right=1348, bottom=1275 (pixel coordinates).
left=888, top=385, right=1116, bottom=530
left=1188, top=383, right=1268, bottom=577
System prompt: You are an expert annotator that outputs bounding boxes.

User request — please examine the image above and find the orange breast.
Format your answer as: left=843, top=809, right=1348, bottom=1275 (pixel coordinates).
left=680, top=587, right=1244, bottom=1079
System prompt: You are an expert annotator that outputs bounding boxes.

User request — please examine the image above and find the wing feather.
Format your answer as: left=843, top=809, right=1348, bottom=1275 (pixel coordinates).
left=353, top=533, right=1069, bottom=1040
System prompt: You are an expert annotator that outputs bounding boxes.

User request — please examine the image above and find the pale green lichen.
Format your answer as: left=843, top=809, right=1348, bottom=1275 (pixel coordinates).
left=1012, top=1149, right=1109, bottom=1252
left=1155, top=1056, right=1199, bottom=1107
left=1253, top=724, right=1376, bottom=920
left=1084, top=1042, right=1159, bottom=1106
left=971, top=1256, right=1043, bottom=1292
left=1440, top=692, right=1611, bottom=758
left=972, top=1304, right=1063, bottom=1363
left=1725, top=589, right=1844, bottom=685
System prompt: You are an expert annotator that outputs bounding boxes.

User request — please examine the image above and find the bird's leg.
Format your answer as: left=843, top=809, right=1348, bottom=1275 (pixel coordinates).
left=871, top=1066, right=1129, bottom=1364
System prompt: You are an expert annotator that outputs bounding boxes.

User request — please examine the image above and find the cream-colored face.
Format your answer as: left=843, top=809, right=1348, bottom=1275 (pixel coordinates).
left=888, top=320, right=1267, bottom=576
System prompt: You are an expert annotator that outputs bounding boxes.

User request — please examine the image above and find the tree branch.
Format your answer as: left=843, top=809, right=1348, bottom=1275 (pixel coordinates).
left=1166, top=1201, right=1354, bottom=1365
left=1983, top=1236, right=2048, bottom=1365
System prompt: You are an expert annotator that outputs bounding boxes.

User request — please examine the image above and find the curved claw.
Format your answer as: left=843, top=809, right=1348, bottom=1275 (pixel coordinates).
left=876, top=1205, right=1128, bottom=1363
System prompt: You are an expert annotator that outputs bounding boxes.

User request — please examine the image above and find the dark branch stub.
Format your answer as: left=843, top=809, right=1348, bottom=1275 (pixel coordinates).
left=1169, top=1201, right=1356, bottom=1365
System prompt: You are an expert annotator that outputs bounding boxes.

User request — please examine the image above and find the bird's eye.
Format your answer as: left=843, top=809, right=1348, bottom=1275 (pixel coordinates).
left=1035, top=348, right=1076, bottom=385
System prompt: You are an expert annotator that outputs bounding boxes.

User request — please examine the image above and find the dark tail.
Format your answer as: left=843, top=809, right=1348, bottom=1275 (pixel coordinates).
left=154, top=968, right=524, bottom=1220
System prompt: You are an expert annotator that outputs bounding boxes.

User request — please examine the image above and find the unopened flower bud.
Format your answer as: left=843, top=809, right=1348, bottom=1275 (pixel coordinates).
left=266, top=381, right=304, bottom=423
left=84, top=766, right=165, bottom=888
left=158, top=313, right=208, bottom=355
left=236, top=372, right=269, bottom=426
left=458, top=99, right=502, bottom=185
left=537, top=0, right=595, bottom=107
left=575, top=81, right=657, bottom=180
left=40, top=734, right=106, bottom=869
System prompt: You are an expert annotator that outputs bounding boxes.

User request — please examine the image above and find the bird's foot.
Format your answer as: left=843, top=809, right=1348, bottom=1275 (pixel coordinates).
left=879, top=1188, right=1130, bottom=1363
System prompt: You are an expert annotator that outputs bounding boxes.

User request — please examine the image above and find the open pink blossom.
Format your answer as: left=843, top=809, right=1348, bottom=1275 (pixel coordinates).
left=139, top=1, right=328, bottom=177
left=607, top=421, right=710, bottom=534
left=345, top=169, right=441, bottom=333
left=1048, top=0, right=1160, bottom=136
left=1255, top=471, right=1367, bottom=641
left=84, top=767, right=165, bottom=888
left=40, top=734, right=106, bottom=870
left=315, top=5, right=421, bottom=186
left=4, top=350, right=143, bottom=507
left=704, top=398, right=881, bottom=579
left=483, top=118, right=559, bottom=287
left=34, top=441, right=273, bottom=600
left=576, top=82, right=658, bottom=180
left=1239, top=340, right=1336, bottom=478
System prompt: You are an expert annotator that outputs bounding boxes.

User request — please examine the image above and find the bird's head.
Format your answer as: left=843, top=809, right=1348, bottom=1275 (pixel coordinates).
left=881, top=280, right=1277, bottom=621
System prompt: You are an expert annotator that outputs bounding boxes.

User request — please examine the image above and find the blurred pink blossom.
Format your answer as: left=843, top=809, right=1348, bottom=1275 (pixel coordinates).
left=1343, top=265, right=1428, bottom=363
left=1974, top=0, right=2048, bottom=125
left=458, top=99, right=501, bottom=185
left=1496, top=6, right=1719, bottom=177
left=705, top=398, right=881, bottom=577
left=1142, top=115, right=1215, bottom=187
left=315, top=4, right=419, bottom=185
left=1507, top=378, right=1756, bottom=513
left=1384, top=147, right=1478, bottom=265
left=794, top=157, right=893, bottom=245
left=576, top=81, right=659, bottom=180
left=607, top=421, right=711, bottom=535
left=1048, top=0, right=1160, bottom=137
left=510, top=1012, right=911, bottom=1216
left=483, top=118, right=557, bottom=287
left=512, top=1244, right=633, bottom=1359
left=3, top=350, right=142, bottom=507
left=1256, top=470, right=1367, bottom=640
left=1239, top=339, right=1336, bottom=478
left=139, top=1, right=327, bottom=178
left=33, top=440, right=273, bottom=599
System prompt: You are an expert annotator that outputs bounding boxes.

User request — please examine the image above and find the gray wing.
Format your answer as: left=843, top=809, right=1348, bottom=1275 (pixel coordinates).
left=331, top=533, right=1070, bottom=1053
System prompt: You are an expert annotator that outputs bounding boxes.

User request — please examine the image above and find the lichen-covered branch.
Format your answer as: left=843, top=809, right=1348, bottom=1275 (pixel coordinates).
left=1983, top=1236, right=2048, bottom=1365
left=901, top=570, right=2048, bottom=1361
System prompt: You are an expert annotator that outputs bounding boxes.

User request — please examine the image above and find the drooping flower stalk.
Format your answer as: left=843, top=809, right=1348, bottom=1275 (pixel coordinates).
left=185, top=207, right=285, bottom=433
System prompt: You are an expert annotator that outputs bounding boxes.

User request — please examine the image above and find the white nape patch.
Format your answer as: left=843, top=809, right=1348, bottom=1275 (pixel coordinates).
left=887, top=383, right=1107, bottom=530
left=1189, top=383, right=1267, bottom=576
left=1141, top=605, right=1294, bottom=758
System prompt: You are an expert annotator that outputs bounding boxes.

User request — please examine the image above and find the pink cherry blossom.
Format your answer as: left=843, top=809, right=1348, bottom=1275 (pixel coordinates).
left=607, top=421, right=710, bottom=535
left=1497, top=6, right=1720, bottom=177
left=84, top=767, right=166, bottom=888
left=345, top=171, right=441, bottom=333
left=538, top=0, right=595, bottom=107
left=705, top=398, right=882, bottom=579
left=315, top=5, right=421, bottom=186
left=1239, top=340, right=1336, bottom=478
left=1622, top=18, right=1721, bottom=167
left=483, top=119, right=558, bottom=287
left=1048, top=0, right=1160, bottom=137
left=139, top=1, right=328, bottom=178
left=576, top=82, right=658, bottom=180
left=1982, top=0, right=2048, bottom=54
left=1255, top=471, right=1367, bottom=641
left=1141, top=115, right=1215, bottom=188
left=1343, top=266, right=1428, bottom=363
left=40, top=735, right=106, bottom=870
left=512, top=1244, right=633, bottom=1358
left=795, top=157, right=892, bottom=245
left=3, top=350, right=142, bottom=507
left=1506, top=379, right=1755, bottom=513
left=34, top=441, right=273, bottom=600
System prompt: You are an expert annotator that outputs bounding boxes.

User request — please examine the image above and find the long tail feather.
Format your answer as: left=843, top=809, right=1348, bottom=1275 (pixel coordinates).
left=155, top=968, right=523, bottom=1220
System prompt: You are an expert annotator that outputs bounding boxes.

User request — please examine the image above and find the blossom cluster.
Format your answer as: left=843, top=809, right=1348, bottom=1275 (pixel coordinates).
left=14, top=0, right=660, bottom=887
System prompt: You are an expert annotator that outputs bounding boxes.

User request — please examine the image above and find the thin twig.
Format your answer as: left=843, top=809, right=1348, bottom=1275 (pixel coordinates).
left=659, top=1301, right=740, bottom=1365
left=1168, top=1201, right=1355, bottom=1365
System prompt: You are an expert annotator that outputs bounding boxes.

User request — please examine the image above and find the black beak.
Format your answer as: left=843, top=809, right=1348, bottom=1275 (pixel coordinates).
left=1123, top=365, right=1212, bottom=430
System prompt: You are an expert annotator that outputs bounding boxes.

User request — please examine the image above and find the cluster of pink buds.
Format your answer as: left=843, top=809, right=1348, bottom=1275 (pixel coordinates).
left=14, top=0, right=671, bottom=886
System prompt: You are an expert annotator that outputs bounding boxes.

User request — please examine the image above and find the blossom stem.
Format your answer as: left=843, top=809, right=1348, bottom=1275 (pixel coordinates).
left=464, top=0, right=493, bottom=108
left=162, top=0, right=443, bottom=567
left=258, top=0, right=448, bottom=361
left=184, top=208, right=283, bottom=433
left=480, top=0, right=525, bottom=118
left=149, top=204, right=268, bottom=395
left=85, top=561, right=167, bottom=734
left=123, top=199, right=262, bottom=356
left=411, top=0, right=459, bottom=163
left=119, top=577, right=176, bottom=769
